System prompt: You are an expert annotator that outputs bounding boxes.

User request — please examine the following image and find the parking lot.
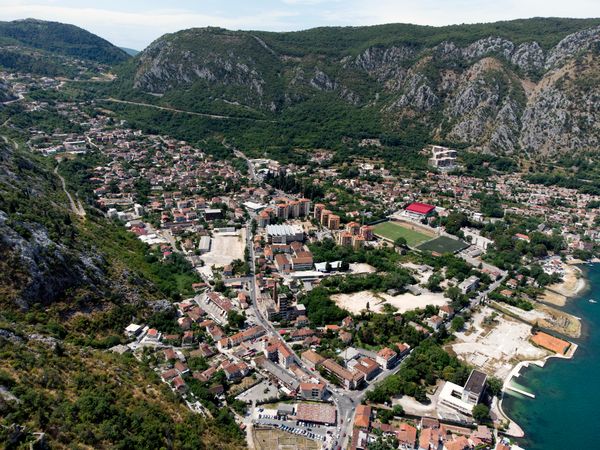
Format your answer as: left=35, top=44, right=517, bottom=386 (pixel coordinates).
left=252, top=407, right=335, bottom=443
left=236, top=380, right=279, bottom=404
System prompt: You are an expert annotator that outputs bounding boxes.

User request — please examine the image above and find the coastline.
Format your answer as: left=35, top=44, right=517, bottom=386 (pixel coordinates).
left=497, top=263, right=590, bottom=442
left=540, top=264, right=587, bottom=307
left=496, top=342, right=578, bottom=438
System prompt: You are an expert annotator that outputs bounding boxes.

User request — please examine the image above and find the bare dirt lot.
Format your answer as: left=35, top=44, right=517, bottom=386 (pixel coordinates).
left=200, top=228, right=246, bottom=268
left=493, top=301, right=581, bottom=338
left=253, top=428, right=320, bottom=450
left=332, top=290, right=448, bottom=314
left=449, top=306, right=548, bottom=379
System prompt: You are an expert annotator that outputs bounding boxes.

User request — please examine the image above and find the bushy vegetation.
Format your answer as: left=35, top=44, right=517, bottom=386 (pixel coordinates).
left=254, top=18, right=600, bottom=56
left=482, top=218, right=564, bottom=271
left=0, top=339, right=243, bottom=449
left=366, top=339, right=470, bottom=404
left=299, top=286, right=348, bottom=326
left=0, top=18, right=129, bottom=64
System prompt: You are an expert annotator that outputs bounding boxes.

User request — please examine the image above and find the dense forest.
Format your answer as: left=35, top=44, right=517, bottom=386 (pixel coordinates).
left=0, top=19, right=129, bottom=64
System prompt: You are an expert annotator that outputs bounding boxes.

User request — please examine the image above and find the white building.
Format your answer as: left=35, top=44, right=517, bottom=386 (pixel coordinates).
left=463, top=228, right=493, bottom=250
left=266, top=224, right=304, bottom=244
left=458, top=275, right=480, bottom=295
left=427, top=145, right=457, bottom=171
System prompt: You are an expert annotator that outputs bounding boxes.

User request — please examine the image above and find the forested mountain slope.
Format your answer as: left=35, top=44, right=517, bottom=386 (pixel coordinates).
left=118, top=18, right=600, bottom=156
left=0, top=142, right=244, bottom=449
left=0, top=19, right=129, bottom=77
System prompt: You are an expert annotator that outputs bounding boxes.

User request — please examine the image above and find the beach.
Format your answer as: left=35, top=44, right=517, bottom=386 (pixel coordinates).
left=540, top=264, right=586, bottom=306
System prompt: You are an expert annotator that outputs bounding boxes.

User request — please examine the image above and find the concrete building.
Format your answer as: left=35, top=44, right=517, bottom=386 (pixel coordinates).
left=376, top=347, right=398, bottom=369
left=299, top=382, right=326, bottom=401
left=295, top=403, right=336, bottom=426
left=301, top=350, right=325, bottom=369
left=314, top=203, right=325, bottom=220
left=327, top=214, right=340, bottom=230
left=463, top=369, right=487, bottom=405
left=427, top=145, right=457, bottom=171
left=458, top=275, right=480, bottom=295
left=438, top=369, right=487, bottom=416
left=360, top=225, right=374, bottom=240
left=405, top=202, right=436, bottom=220
left=266, top=224, right=304, bottom=244
left=320, top=358, right=364, bottom=390
left=198, top=235, right=211, bottom=254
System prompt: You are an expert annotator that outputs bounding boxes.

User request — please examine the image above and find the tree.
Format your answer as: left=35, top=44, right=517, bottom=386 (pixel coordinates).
left=227, top=310, right=246, bottom=329
left=472, top=404, right=490, bottom=423
left=369, top=434, right=399, bottom=450
left=392, top=404, right=404, bottom=416
left=394, top=237, right=407, bottom=248
left=486, top=376, right=503, bottom=397
left=451, top=316, right=465, bottom=332
left=445, top=286, right=461, bottom=302
left=426, top=274, right=443, bottom=292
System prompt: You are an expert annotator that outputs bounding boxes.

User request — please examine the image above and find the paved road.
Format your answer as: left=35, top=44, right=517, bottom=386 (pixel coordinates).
left=241, top=214, right=357, bottom=449
left=103, top=97, right=274, bottom=122
left=230, top=157, right=359, bottom=449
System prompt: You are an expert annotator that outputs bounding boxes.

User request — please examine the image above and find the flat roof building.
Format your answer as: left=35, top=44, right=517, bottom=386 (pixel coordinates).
left=266, top=224, right=304, bottom=244
left=295, top=403, right=337, bottom=425
left=463, top=369, right=487, bottom=405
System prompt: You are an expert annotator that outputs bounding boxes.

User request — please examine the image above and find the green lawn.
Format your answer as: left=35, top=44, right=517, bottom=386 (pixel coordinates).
left=417, top=236, right=469, bottom=254
left=373, top=221, right=432, bottom=247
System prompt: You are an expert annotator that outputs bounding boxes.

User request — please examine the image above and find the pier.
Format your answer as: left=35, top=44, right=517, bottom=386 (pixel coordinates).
left=505, top=384, right=536, bottom=398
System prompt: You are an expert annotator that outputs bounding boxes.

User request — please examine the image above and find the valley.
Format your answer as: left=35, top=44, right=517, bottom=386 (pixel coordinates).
left=0, top=15, right=599, bottom=450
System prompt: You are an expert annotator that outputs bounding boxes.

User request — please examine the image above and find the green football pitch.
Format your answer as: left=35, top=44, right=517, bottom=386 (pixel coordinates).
left=417, top=235, right=469, bottom=254
left=373, top=221, right=433, bottom=247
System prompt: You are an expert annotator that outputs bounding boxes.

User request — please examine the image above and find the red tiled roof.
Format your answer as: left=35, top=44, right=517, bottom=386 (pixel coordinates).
left=405, top=202, right=435, bottom=214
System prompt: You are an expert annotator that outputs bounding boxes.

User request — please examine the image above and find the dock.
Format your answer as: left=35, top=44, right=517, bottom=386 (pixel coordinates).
left=505, top=384, right=535, bottom=398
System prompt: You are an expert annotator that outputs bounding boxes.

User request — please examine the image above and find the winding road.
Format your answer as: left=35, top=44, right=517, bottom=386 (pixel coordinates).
left=102, top=97, right=274, bottom=122
left=54, top=164, right=86, bottom=218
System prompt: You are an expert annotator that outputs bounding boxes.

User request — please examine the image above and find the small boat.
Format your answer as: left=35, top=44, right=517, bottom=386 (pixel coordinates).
left=589, top=299, right=597, bottom=304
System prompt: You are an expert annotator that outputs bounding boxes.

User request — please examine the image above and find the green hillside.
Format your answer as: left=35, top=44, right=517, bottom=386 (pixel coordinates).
left=0, top=19, right=129, bottom=64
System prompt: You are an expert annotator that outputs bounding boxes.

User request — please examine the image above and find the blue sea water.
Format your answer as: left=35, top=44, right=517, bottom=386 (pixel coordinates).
left=502, top=264, right=600, bottom=449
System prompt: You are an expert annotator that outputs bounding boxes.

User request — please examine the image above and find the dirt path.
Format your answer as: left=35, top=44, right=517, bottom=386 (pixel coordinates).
left=103, top=97, right=274, bottom=122
left=54, top=165, right=86, bottom=218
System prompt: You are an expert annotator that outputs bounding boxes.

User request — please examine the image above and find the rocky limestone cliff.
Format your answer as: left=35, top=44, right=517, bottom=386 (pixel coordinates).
left=126, top=20, right=600, bottom=156
left=0, top=144, right=158, bottom=312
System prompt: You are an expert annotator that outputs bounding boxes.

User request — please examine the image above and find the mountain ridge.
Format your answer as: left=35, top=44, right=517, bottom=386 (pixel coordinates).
left=119, top=18, right=600, bottom=157
left=0, top=18, right=129, bottom=64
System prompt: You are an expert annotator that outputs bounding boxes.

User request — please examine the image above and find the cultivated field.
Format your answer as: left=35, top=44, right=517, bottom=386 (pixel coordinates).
left=253, top=428, right=320, bottom=450
left=373, top=221, right=433, bottom=247
left=200, top=228, right=246, bottom=268
left=417, top=235, right=468, bottom=254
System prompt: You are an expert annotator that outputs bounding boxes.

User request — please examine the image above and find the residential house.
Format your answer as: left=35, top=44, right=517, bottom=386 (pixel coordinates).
left=299, top=382, right=326, bottom=401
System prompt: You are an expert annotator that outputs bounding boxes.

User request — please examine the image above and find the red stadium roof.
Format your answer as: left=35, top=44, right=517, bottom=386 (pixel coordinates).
left=405, top=202, right=435, bottom=215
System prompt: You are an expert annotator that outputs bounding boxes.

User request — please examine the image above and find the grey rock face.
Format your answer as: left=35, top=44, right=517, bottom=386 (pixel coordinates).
left=387, top=73, right=439, bottom=111
left=510, top=42, right=545, bottom=72
left=130, top=24, right=600, bottom=155
left=545, top=25, right=600, bottom=70
left=310, top=68, right=337, bottom=91
left=134, top=38, right=266, bottom=97
left=519, top=83, right=600, bottom=154
left=353, top=45, right=415, bottom=81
